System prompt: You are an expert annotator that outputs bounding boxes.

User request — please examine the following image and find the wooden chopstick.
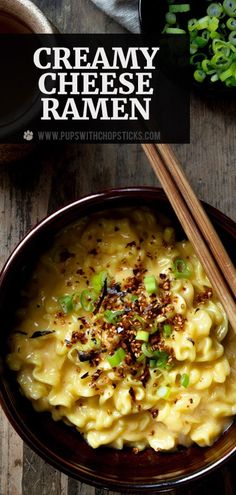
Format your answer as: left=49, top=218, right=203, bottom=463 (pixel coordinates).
left=142, top=143, right=236, bottom=334
left=157, top=143, right=236, bottom=297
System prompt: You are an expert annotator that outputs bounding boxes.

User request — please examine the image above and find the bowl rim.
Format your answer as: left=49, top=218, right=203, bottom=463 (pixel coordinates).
left=0, top=186, right=236, bottom=493
left=0, top=0, right=54, bottom=33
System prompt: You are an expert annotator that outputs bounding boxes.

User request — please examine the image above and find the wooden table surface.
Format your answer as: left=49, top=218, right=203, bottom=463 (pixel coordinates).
left=0, top=1, right=235, bottom=494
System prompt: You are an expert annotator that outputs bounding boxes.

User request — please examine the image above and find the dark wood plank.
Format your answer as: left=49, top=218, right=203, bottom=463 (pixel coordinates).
left=22, top=447, right=62, bottom=495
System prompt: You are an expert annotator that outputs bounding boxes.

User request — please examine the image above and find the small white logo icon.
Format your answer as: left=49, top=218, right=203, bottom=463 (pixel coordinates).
left=23, top=130, right=34, bottom=141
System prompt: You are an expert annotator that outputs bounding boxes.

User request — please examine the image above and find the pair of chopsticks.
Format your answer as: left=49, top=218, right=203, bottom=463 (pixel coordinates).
left=142, top=143, right=236, bottom=333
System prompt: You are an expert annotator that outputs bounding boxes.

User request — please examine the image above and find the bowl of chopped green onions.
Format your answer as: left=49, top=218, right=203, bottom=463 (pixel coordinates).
left=139, top=0, right=236, bottom=91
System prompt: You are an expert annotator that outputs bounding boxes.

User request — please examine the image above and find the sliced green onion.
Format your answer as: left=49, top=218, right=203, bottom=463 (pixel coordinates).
left=211, top=72, right=220, bottom=81
left=149, top=324, right=158, bottom=335
left=212, top=39, right=231, bottom=56
left=58, top=295, right=73, bottom=314
left=211, top=52, right=231, bottom=68
left=149, top=359, right=157, bottom=368
left=133, top=314, right=147, bottom=326
left=190, top=31, right=198, bottom=41
left=76, top=337, right=101, bottom=353
left=131, top=294, right=138, bottom=302
left=208, top=16, right=220, bottom=31
left=166, top=12, right=176, bottom=25
left=169, top=4, right=190, bottom=13
left=173, top=259, right=192, bottom=279
left=165, top=27, right=186, bottom=34
left=200, top=29, right=210, bottom=41
left=226, top=75, right=236, bottom=85
left=153, top=350, right=169, bottom=369
left=180, top=373, right=190, bottom=388
left=190, top=43, right=198, bottom=54
left=223, top=0, right=236, bottom=17
left=141, top=343, right=154, bottom=358
left=229, top=30, right=236, bottom=45
left=106, top=347, right=126, bottom=367
left=104, top=309, right=123, bottom=324
left=193, top=69, right=206, bottom=82
left=165, top=363, right=175, bottom=371
left=195, top=16, right=210, bottom=30
left=190, top=53, right=206, bottom=67
left=144, top=275, right=158, bottom=295
left=194, top=34, right=209, bottom=47
left=137, top=353, right=146, bottom=363
left=157, top=386, right=171, bottom=399
left=163, top=324, right=173, bottom=338
left=80, top=290, right=95, bottom=312
left=210, top=30, right=223, bottom=39
left=227, top=17, right=236, bottom=29
left=219, top=63, right=235, bottom=80
left=135, top=330, right=149, bottom=342
left=188, top=18, right=198, bottom=32
left=207, top=3, right=223, bottom=18
left=91, top=271, right=107, bottom=294
left=141, top=344, right=170, bottom=367
left=71, top=292, right=82, bottom=312
left=202, top=59, right=215, bottom=73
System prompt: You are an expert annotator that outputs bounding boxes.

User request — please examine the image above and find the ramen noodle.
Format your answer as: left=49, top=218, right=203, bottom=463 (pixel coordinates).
left=7, top=208, right=236, bottom=451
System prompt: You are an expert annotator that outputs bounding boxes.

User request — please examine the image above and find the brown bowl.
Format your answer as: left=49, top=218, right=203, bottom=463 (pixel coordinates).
left=0, top=187, right=235, bottom=493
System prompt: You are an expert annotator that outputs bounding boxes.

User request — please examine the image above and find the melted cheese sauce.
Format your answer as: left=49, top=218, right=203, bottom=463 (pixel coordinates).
left=7, top=208, right=236, bottom=451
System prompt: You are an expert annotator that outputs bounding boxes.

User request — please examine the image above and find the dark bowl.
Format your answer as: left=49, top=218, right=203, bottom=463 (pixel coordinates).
left=0, top=187, right=236, bottom=493
left=139, top=0, right=236, bottom=98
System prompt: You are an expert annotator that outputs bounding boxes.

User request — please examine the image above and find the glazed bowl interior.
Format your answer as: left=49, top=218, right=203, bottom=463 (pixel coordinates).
left=0, top=187, right=235, bottom=493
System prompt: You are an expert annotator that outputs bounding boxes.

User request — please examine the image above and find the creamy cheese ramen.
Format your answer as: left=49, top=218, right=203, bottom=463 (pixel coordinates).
left=7, top=208, right=236, bottom=451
